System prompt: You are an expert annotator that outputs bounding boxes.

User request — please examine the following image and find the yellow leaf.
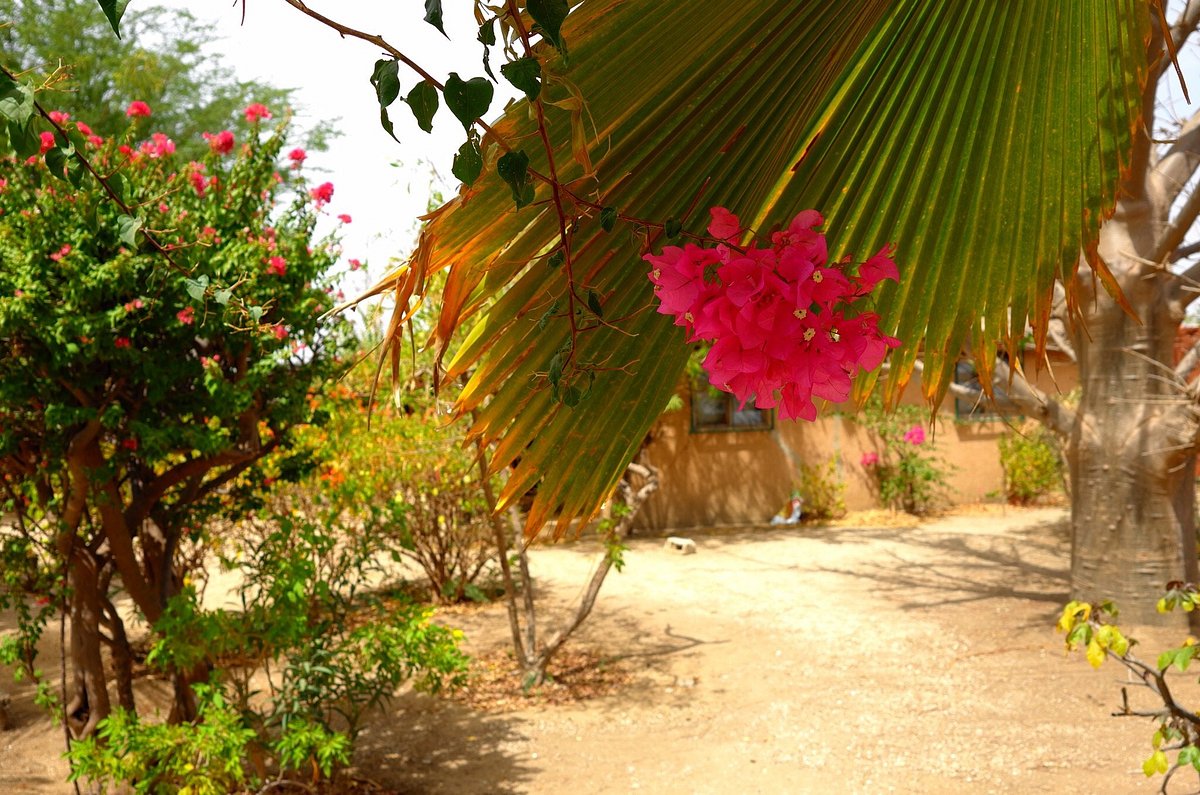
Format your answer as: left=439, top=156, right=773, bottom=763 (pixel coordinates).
left=1158, top=598, right=1169, bottom=614
left=1155, top=749, right=1170, bottom=774
left=1086, top=638, right=1105, bottom=669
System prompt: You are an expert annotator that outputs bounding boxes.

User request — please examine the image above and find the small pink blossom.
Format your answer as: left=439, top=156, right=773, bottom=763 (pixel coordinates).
left=49, top=244, right=71, bottom=262
left=860, top=451, right=879, bottom=467
left=139, top=132, right=175, bottom=158
left=348, top=258, right=362, bottom=271
left=337, top=214, right=352, bottom=224
left=203, top=129, right=235, bottom=155
left=125, top=100, right=152, bottom=118
left=114, top=337, right=131, bottom=349
left=74, top=121, right=92, bottom=135
left=288, top=148, right=307, bottom=167
left=271, top=324, right=288, bottom=340
left=48, top=110, right=70, bottom=125
left=310, top=181, right=334, bottom=205
left=266, top=256, right=287, bottom=276
left=244, top=103, right=272, bottom=123
left=124, top=299, right=144, bottom=312
left=38, top=130, right=55, bottom=154
left=177, top=306, right=195, bottom=325
left=903, top=425, right=926, bottom=446
left=87, top=134, right=104, bottom=147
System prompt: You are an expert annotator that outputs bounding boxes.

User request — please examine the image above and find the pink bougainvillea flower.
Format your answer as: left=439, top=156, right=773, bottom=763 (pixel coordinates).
left=288, top=147, right=307, bottom=167
left=903, top=425, right=926, bottom=445
left=643, top=206, right=901, bottom=422
left=177, top=306, right=195, bottom=325
left=87, top=134, right=104, bottom=147
left=125, top=100, right=152, bottom=117
left=337, top=214, right=352, bottom=224
left=271, top=324, right=288, bottom=340
left=49, top=244, right=71, bottom=262
left=114, top=336, right=131, bottom=349
left=74, top=120, right=92, bottom=135
left=139, top=132, right=175, bottom=158
left=203, top=130, right=235, bottom=155
left=266, top=256, right=287, bottom=276
left=244, top=103, right=272, bottom=123
left=707, top=206, right=742, bottom=242
left=857, top=244, right=900, bottom=292
left=861, top=451, right=879, bottom=467
left=348, top=258, right=362, bottom=271
left=124, top=298, right=144, bottom=312
left=310, top=181, right=334, bottom=205
left=47, top=110, right=70, bottom=124
left=38, top=130, right=55, bottom=154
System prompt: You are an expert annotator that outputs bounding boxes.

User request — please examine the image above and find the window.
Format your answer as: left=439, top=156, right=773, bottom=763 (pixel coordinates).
left=690, top=376, right=772, bottom=432
left=953, top=359, right=1018, bottom=422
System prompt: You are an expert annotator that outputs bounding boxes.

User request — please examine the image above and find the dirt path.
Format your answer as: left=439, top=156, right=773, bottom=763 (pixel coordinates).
left=2, top=506, right=1193, bottom=793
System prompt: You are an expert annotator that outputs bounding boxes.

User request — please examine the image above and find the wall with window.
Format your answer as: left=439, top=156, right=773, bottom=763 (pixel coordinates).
left=636, top=356, right=1078, bottom=531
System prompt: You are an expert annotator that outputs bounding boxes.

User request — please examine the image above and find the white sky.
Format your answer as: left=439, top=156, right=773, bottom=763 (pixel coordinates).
left=159, top=0, right=519, bottom=303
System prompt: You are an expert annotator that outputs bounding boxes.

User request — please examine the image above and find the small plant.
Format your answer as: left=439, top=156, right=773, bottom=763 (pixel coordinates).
left=1058, top=585, right=1200, bottom=790
left=998, top=422, right=1063, bottom=504
left=796, top=458, right=847, bottom=521
left=858, top=399, right=953, bottom=515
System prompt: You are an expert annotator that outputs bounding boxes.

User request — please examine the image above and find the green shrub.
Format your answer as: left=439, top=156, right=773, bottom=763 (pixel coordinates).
left=998, top=424, right=1063, bottom=504
left=859, top=399, right=954, bottom=515
left=797, top=458, right=847, bottom=520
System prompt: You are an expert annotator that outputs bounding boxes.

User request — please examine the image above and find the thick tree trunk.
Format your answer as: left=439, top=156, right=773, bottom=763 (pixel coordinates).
left=65, top=548, right=110, bottom=738
left=1070, top=198, right=1200, bottom=627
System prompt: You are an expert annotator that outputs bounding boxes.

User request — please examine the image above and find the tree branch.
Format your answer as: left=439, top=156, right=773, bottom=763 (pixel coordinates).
left=916, top=357, right=1075, bottom=438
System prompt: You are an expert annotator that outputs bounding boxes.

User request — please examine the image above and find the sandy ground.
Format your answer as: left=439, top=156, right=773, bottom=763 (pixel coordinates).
left=3, top=505, right=1197, bottom=793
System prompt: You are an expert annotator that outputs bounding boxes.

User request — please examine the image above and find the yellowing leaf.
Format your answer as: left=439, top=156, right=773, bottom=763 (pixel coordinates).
left=1086, top=638, right=1105, bottom=669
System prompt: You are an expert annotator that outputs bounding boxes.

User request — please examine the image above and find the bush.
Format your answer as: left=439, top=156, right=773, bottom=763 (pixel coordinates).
left=998, top=423, right=1063, bottom=504
left=859, top=399, right=953, bottom=515
left=796, top=458, right=847, bottom=520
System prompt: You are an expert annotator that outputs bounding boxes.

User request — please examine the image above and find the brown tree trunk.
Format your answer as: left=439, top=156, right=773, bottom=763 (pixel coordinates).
left=65, top=547, right=110, bottom=738
left=1069, top=196, right=1200, bottom=628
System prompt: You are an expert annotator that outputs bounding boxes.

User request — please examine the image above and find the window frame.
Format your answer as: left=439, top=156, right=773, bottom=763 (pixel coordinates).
left=689, top=376, right=774, bottom=434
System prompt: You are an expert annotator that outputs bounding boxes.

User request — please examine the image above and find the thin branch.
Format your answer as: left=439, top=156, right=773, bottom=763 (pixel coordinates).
left=915, top=357, right=1075, bottom=438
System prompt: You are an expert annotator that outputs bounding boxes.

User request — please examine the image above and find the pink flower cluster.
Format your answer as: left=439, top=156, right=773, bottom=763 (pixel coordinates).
left=903, top=425, right=925, bottom=445
left=645, top=207, right=900, bottom=421
left=139, top=132, right=175, bottom=158
left=125, top=100, right=152, bottom=118
left=203, top=130, right=235, bottom=155
left=244, top=103, right=272, bottom=123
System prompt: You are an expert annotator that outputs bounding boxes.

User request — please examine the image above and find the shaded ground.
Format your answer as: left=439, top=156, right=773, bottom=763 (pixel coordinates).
left=2, top=506, right=1195, bottom=793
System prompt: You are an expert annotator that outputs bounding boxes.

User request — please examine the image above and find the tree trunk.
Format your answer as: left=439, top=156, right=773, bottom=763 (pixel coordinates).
left=1069, top=197, right=1200, bottom=628
left=65, top=547, right=110, bottom=738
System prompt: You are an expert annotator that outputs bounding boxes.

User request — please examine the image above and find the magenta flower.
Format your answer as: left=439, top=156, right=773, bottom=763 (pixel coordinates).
left=861, top=451, right=879, bottom=467
left=288, top=148, right=307, bottom=168
left=903, top=425, right=925, bottom=445
left=266, top=256, right=287, bottom=276
left=244, top=103, right=272, bottom=123
left=204, top=130, right=235, bottom=155
left=310, top=181, right=334, bottom=205
left=125, top=100, right=152, bottom=118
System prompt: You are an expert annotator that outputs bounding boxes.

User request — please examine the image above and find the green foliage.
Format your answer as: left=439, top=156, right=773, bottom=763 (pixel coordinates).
left=140, top=500, right=468, bottom=784
left=796, top=458, right=847, bottom=521
left=998, top=423, right=1063, bottom=504
left=858, top=399, right=952, bottom=515
left=66, top=685, right=257, bottom=795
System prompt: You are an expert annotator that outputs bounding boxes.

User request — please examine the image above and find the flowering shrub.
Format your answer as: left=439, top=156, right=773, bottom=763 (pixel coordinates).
left=645, top=208, right=899, bottom=421
left=0, top=93, right=354, bottom=735
left=796, top=458, right=847, bottom=521
left=858, top=400, right=952, bottom=514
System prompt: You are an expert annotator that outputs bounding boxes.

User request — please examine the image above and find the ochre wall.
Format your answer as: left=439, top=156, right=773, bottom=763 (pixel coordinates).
left=636, top=360, right=1076, bottom=531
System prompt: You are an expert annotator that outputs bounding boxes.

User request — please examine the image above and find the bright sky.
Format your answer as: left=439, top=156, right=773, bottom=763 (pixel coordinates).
left=158, top=0, right=519, bottom=306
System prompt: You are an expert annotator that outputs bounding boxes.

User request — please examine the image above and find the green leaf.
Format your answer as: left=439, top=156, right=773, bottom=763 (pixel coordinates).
left=249, top=305, right=265, bottom=323
left=406, top=81, right=439, bottom=134
left=496, top=149, right=534, bottom=208
left=562, top=384, right=581, bottom=407
left=664, top=217, right=682, bottom=239
left=501, top=57, right=542, bottom=102
left=478, top=19, right=498, bottom=80
left=107, top=172, right=128, bottom=204
left=599, top=206, right=617, bottom=232
left=214, top=289, right=232, bottom=306
left=96, top=0, right=130, bottom=37
left=452, top=138, right=483, bottom=186
left=0, top=75, right=34, bottom=125
left=443, top=73, right=493, bottom=131
left=586, top=289, right=603, bottom=319
left=116, top=214, right=142, bottom=247
left=370, top=60, right=402, bottom=142
left=527, top=0, right=569, bottom=56
left=547, top=352, right=563, bottom=388
left=6, top=120, right=37, bottom=159
left=44, top=145, right=74, bottom=182
left=547, top=250, right=565, bottom=269
left=184, top=275, right=209, bottom=301
left=423, top=0, right=447, bottom=38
